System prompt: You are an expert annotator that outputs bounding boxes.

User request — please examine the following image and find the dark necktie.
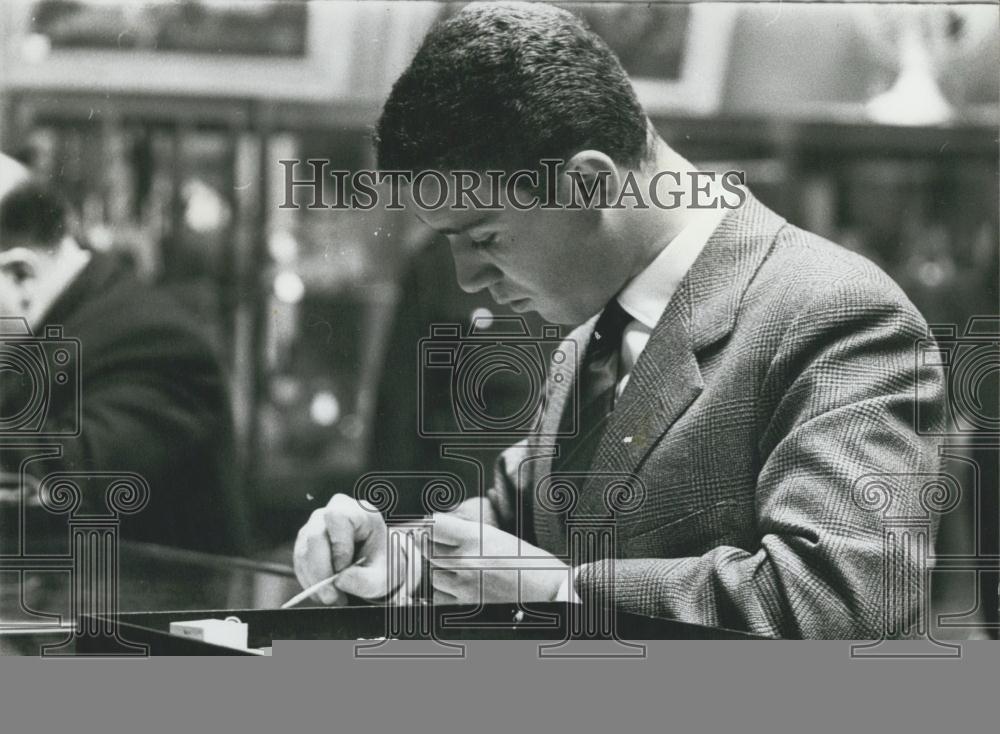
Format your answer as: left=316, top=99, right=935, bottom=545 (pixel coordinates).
left=555, top=298, right=633, bottom=474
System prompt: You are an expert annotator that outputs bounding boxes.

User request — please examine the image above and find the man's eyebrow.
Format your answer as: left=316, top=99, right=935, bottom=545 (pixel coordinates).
left=435, top=215, right=490, bottom=235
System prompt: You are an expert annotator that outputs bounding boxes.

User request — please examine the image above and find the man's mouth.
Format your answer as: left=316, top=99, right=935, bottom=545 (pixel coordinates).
left=490, top=288, right=531, bottom=310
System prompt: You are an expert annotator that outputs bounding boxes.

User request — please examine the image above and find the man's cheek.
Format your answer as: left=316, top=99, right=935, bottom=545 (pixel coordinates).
left=0, top=286, right=17, bottom=313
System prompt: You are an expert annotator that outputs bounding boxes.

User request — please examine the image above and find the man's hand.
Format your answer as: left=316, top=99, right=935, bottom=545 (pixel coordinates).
left=428, top=513, right=569, bottom=605
left=293, top=493, right=416, bottom=605
left=449, top=495, right=500, bottom=525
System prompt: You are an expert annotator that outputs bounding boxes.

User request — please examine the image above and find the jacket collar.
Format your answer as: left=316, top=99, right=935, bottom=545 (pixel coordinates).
left=684, top=190, right=787, bottom=354
left=617, top=205, right=725, bottom=330
left=40, top=251, right=124, bottom=330
left=535, top=191, right=786, bottom=524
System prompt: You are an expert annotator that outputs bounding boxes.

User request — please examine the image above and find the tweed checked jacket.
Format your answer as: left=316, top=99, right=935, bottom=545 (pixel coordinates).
left=486, top=192, right=946, bottom=639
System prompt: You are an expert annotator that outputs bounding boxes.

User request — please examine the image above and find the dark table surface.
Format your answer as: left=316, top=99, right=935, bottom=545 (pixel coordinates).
left=3, top=535, right=763, bottom=654
left=3, top=508, right=764, bottom=654
left=1, top=508, right=301, bottom=655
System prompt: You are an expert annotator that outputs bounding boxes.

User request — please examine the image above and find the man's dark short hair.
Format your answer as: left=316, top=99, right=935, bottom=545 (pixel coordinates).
left=375, top=2, right=649, bottom=174
left=0, top=179, right=70, bottom=250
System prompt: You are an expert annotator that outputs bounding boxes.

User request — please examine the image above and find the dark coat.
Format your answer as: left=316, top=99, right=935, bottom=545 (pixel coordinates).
left=1, top=253, right=250, bottom=554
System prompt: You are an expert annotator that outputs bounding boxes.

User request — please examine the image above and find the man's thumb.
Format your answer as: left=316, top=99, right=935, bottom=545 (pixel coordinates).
left=333, top=564, right=387, bottom=600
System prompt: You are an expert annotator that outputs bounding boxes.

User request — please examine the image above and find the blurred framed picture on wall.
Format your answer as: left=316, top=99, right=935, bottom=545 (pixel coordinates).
left=564, top=1, right=738, bottom=115
left=433, top=2, right=737, bottom=115
left=29, top=0, right=310, bottom=56
left=3, top=0, right=358, bottom=101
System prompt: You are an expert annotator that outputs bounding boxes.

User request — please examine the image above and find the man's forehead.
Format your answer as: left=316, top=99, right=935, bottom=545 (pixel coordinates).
left=0, top=154, right=30, bottom=201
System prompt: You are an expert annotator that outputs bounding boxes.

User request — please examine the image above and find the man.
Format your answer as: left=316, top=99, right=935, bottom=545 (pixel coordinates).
left=0, top=154, right=249, bottom=554
left=293, top=3, right=946, bottom=638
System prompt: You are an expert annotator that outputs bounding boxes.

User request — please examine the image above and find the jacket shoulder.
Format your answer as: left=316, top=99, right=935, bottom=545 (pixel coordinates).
left=744, top=224, right=927, bottom=330
left=64, top=274, right=221, bottom=372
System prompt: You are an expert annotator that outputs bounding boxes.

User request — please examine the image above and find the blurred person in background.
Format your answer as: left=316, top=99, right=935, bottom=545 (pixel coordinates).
left=0, top=153, right=249, bottom=554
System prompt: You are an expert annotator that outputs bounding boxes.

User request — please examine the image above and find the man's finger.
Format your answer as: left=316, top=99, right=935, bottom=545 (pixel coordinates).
left=428, top=567, right=460, bottom=596
left=428, top=539, right=463, bottom=556
left=392, top=537, right=420, bottom=598
left=294, top=511, right=331, bottom=586
left=426, top=548, right=477, bottom=570
left=293, top=512, right=343, bottom=604
left=334, top=562, right=390, bottom=600
left=449, top=496, right=496, bottom=524
left=431, top=512, right=477, bottom=545
left=323, top=494, right=371, bottom=571
left=433, top=588, right=459, bottom=605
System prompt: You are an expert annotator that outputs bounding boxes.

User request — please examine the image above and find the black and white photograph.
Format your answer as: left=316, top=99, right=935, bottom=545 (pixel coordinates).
left=0, top=0, right=997, bottom=679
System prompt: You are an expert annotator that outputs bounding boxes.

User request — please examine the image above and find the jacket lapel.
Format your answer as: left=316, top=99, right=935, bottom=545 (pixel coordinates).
left=574, top=192, right=787, bottom=518
left=573, top=282, right=701, bottom=518
left=532, top=316, right=593, bottom=549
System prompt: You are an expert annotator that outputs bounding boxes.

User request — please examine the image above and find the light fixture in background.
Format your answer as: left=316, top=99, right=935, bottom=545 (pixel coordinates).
left=855, top=5, right=996, bottom=126
left=182, top=179, right=230, bottom=233
left=470, top=306, right=494, bottom=331
left=309, top=390, right=341, bottom=427
left=273, top=270, right=305, bottom=304
left=268, top=230, right=298, bottom=265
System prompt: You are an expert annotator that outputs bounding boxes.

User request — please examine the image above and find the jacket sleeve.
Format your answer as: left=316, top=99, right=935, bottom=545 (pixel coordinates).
left=7, top=321, right=230, bottom=504
left=58, top=361, right=225, bottom=485
left=573, top=275, right=947, bottom=639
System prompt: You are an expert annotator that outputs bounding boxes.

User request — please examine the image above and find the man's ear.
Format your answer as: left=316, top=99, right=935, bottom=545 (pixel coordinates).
left=560, top=150, right=621, bottom=209
left=0, top=246, right=42, bottom=284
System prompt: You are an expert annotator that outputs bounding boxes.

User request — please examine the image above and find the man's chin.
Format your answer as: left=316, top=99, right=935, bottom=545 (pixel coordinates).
left=507, top=297, right=585, bottom=326
left=513, top=298, right=567, bottom=324
left=541, top=309, right=586, bottom=328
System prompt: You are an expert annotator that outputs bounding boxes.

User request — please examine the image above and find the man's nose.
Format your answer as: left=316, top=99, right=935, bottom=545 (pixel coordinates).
left=450, top=241, right=500, bottom=294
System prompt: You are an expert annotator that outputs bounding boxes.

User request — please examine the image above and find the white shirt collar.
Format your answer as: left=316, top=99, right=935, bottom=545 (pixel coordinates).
left=616, top=207, right=726, bottom=330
